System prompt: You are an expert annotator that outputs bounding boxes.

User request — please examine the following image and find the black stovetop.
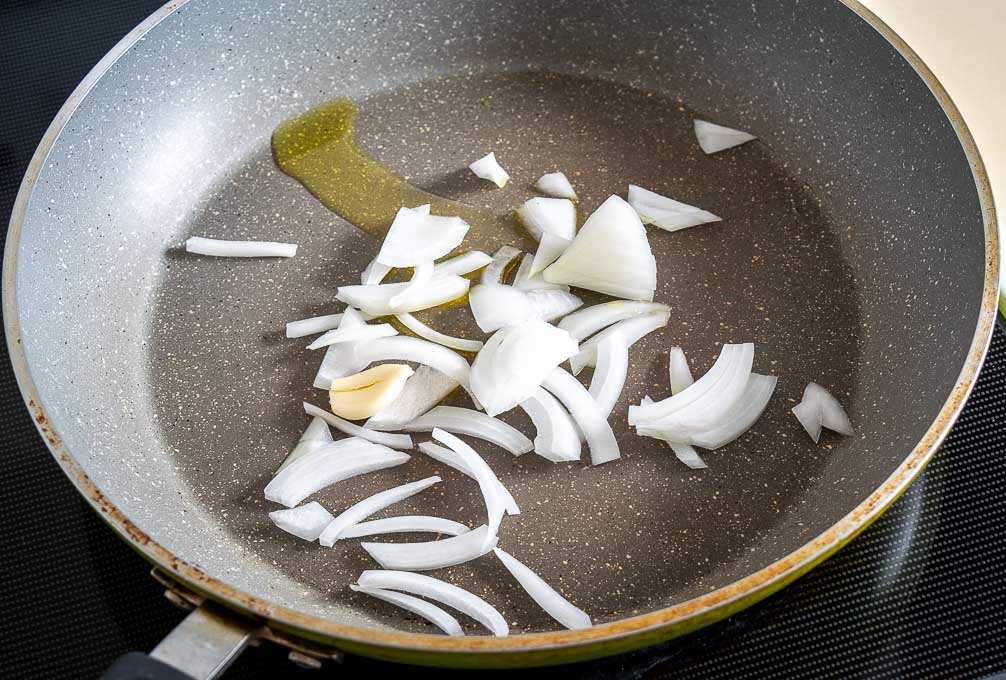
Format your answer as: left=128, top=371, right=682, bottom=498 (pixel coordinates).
left=3, top=2, right=1006, bottom=678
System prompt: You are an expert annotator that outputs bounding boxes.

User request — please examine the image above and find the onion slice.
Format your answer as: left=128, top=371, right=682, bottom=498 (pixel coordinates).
left=516, top=198, right=576, bottom=242
left=336, top=275, right=470, bottom=316
left=304, top=402, right=413, bottom=449
left=588, top=333, right=629, bottom=417
left=628, top=185, right=721, bottom=232
left=530, top=233, right=572, bottom=276
left=518, top=388, right=581, bottom=462
left=404, top=406, right=532, bottom=456
left=469, top=152, right=510, bottom=188
left=527, top=289, right=583, bottom=323
left=792, top=400, right=823, bottom=443
left=542, top=368, right=620, bottom=465
left=482, top=246, right=522, bottom=284
left=432, top=429, right=507, bottom=541
left=365, top=364, right=459, bottom=431
left=692, top=374, right=777, bottom=450
left=669, top=442, right=708, bottom=470
left=185, top=236, right=296, bottom=258
left=513, top=253, right=570, bottom=292
left=361, top=524, right=497, bottom=571
left=322, top=336, right=472, bottom=393
left=543, top=195, right=656, bottom=301
left=418, top=442, right=520, bottom=516
left=376, top=206, right=469, bottom=267
left=794, top=382, right=853, bottom=442
left=558, top=300, right=670, bottom=342
left=286, top=313, right=344, bottom=338
left=356, top=569, right=509, bottom=636
left=395, top=313, right=483, bottom=352
left=493, top=547, right=591, bottom=630
left=350, top=585, right=464, bottom=637
left=306, top=322, right=397, bottom=351
left=390, top=260, right=435, bottom=307
left=433, top=250, right=493, bottom=277
left=269, top=502, right=334, bottom=541
left=694, top=119, right=757, bottom=155
left=469, top=284, right=532, bottom=333
left=277, top=416, right=333, bottom=473
left=264, top=438, right=410, bottom=507
left=535, top=172, right=577, bottom=200
left=570, top=311, right=670, bottom=375
left=339, top=515, right=470, bottom=539
left=669, top=347, right=694, bottom=395
left=318, top=476, right=441, bottom=547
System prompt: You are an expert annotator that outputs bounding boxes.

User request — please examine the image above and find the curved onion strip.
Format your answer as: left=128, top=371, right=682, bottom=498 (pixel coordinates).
left=570, top=311, right=670, bottom=375
left=185, top=236, right=296, bottom=258
left=628, top=185, right=721, bottom=232
left=306, top=322, right=397, bottom=351
left=481, top=246, right=522, bottom=284
left=277, top=416, right=333, bottom=473
left=362, top=524, right=497, bottom=571
left=365, top=365, right=459, bottom=431
left=286, top=313, right=344, bottom=338
left=541, top=368, right=620, bottom=465
left=527, top=289, right=583, bottom=322
left=792, top=399, right=823, bottom=443
left=518, top=388, right=581, bottom=462
left=376, top=207, right=469, bottom=267
left=357, top=569, right=509, bottom=636
left=389, top=261, right=434, bottom=307
left=629, top=344, right=743, bottom=423
left=404, top=406, right=532, bottom=456
left=318, top=476, right=441, bottom=547
left=432, top=429, right=507, bottom=541
left=350, top=585, right=464, bottom=636
left=269, top=502, right=334, bottom=541
left=313, top=341, right=357, bottom=389
left=514, top=253, right=570, bottom=292
left=535, top=172, right=577, bottom=200
left=692, top=374, right=777, bottom=450
left=517, top=198, right=576, bottom=242
left=804, top=383, right=854, bottom=436
left=395, top=313, right=483, bottom=352
left=264, top=438, right=410, bottom=507
left=339, top=515, right=470, bottom=539
left=669, top=347, right=694, bottom=395
left=493, top=548, right=591, bottom=630
left=361, top=258, right=392, bottom=285
left=694, top=119, right=756, bottom=155
left=354, top=336, right=472, bottom=392
left=669, top=442, right=708, bottom=469
left=469, top=152, right=510, bottom=188
left=304, top=402, right=413, bottom=449
left=336, top=275, right=470, bottom=316
left=433, top=250, right=492, bottom=277
left=469, top=283, right=532, bottom=333
left=558, top=301, right=671, bottom=342
left=588, top=333, right=629, bottom=418
left=418, top=442, right=520, bottom=516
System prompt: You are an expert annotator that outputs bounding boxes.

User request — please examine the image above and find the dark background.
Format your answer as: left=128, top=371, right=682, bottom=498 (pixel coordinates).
left=2, top=2, right=1006, bottom=678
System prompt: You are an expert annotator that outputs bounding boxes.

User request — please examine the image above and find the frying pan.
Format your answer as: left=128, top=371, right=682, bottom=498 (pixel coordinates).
left=3, top=0, right=999, bottom=676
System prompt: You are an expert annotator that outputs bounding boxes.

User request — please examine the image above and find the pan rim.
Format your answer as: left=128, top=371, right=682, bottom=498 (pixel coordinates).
left=2, top=0, right=999, bottom=661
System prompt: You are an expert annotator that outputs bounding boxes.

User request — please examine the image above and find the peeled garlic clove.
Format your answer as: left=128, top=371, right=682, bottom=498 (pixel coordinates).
left=469, top=152, right=510, bottom=188
left=329, top=364, right=414, bottom=420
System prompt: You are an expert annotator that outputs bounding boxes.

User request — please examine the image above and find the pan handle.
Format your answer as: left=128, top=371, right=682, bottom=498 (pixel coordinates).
left=100, top=601, right=258, bottom=680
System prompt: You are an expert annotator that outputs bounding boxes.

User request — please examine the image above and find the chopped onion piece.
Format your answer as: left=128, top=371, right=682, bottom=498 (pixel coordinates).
left=357, top=569, right=509, bottom=636
left=527, top=289, right=583, bottom=323
left=519, top=387, right=581, bottom=462
left=340, top=515, right=470, bottom=539
left=513, top=253, right=570, bottom=292
left=468, top=152, right=510, bottom=188
left=630, top=346, right=742, bottom=423
left=535, top=172, right=577, bottom=200
left=328, top=364, right=414, bottom=421
left=286, top=313, right=344, bottom=339
left=350, top=585, right=464, bottom=637
left=570, top=311, right=670, bottom=375
left=792, top=399, right=823, bottom=443
left=669, top=442, right=708, bottom=469
left=530, top=232, right=572, bottom=276
left=516, top=198, right=576, bottom=242
left=185, top=236, right=296, bottom=258
left=306, top=322, right=397, bottom=351
left=694, top=119, right=757, bottom=155
left=628, top=185, right=721, bottom=232
left=493, top=548, right=591, bottom=630
left=356, top=336, right=472, bottom=392
left=304, top=402, right=413, bottom=449
left=336, top=275, right=470, bottom=316
left=669, top=347, right=694, bottom=395
left=390, top=261, right=434, bottom=307
left=404, top=406, right=532, bottom=456
left=313, top=341, right=356, bottom=389
left=588, top=333, right=629, bottom=417
left=469, top=283, right=532, bottom=333
left=277, top=416, right=333, bottom=473
left=365, top=364, right=459, bottom=431
left=319, top=476, right=441, bottom=547
left=558, top=300, right=671, bottom=342
left=269, top=502, right=334, bottom=541
left=376, top=206, right=469, bottom=267
left=362, top=524, right=497, bottom=571
left=264, top=438, right=410, bottom=507
left=471, top=320, right=580, bottom=417
left=692, top=374, right=777, bottom=449
left=418, top=442, right=520, bottom=516
left=481, top=245, right=522, bottom=284
left=395, top=313, right=483, bottom=352
left=794, top=382, right=853, bottom=442
left=433, top=250, right=493, bottom=277
left=543, top=195, right=656, bottom=301
left=542, top=368, right=620, bottom=465
left=431, top=429, right=507, bottom=541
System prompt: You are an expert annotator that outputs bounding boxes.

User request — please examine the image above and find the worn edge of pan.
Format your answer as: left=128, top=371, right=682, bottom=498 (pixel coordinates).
left=1, top=0, right=999, bottom=668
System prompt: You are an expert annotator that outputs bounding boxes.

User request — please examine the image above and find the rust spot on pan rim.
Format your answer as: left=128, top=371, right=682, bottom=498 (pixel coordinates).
left=1, top=0, right=999, bottom=659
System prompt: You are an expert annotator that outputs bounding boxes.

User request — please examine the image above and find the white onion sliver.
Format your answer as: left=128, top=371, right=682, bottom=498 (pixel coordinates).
left=264, top=438, right=410, bottom=508
left=535, top=172, right=577, bottom=200
left=361, top=258, right=392, bottom=285
left=306, top=322, right=398, bottom=351
left=277, top=416, right=333, bottom=473
left=357, top=569, right=509, bottom=636
left=481, top=246, right=522, bottom=284
left=336, top=275, right=470, bottom=316
left=318, top=476, right=441, bottom=547
left=542, top=368, right=620, bottom=465
left=376, top=206, right=469, bottom=267
left=519, top=388, right=581, bottom=462
left=418, top=442, right=520, bottom=516
left=669, top=442, right=708, bottom=470
left=558, top=301, right=671, bottom=342
left=313, top=341, right=357, bottom=389
left=362, top=524, right=497, bottom=571
left=365, top=364, right=459, bottom=431
left=570, top=311, right=670, bottom=375
left=431, top=429, right=507, bottom=541
left=433, top=250, right=492, bottom=277
left=303, top=402, right=413, bottom=449
left=527, top=289, right=584, bottom=323
left=588, top=333, right=629, bottom=418
left=339, top=515, right=470, bottom=539
left=669, top=347, right=694, bottom=395
left=389, top=260, right=435, bottom=307
left=629, top=344, right=743, bottom=423
left=493, top=548, right=591, bottom=630
left=350, top=585, right=464, bottom=637
left=354, top=336, right=472, bottom=392
left=404, top=406, right=532, bottom=456
left=395, top=313, right=483, bottom=352
left=469, top=152, right=510, bottom=188
left=530, top=232, right=571, bottom=276
left=468, top=283, right=532, bottom=333
left=792, top=399, right=823, bottom=443
left=286, top=313, right=344, bottom=339
left=804, top=382, right=854, bottom=436
left=513, top=253, right=570, bottom=292
left=692, top=374, right=777, bottom=450
left=516, top=198, right=576, bottom=242
left=627, top=184, right=721, bottom=232
left=269, top=502, right=334, bottom=541
left=185, top=236, right=297, bottom=258
left=694, top=119, right=757, bottom=155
